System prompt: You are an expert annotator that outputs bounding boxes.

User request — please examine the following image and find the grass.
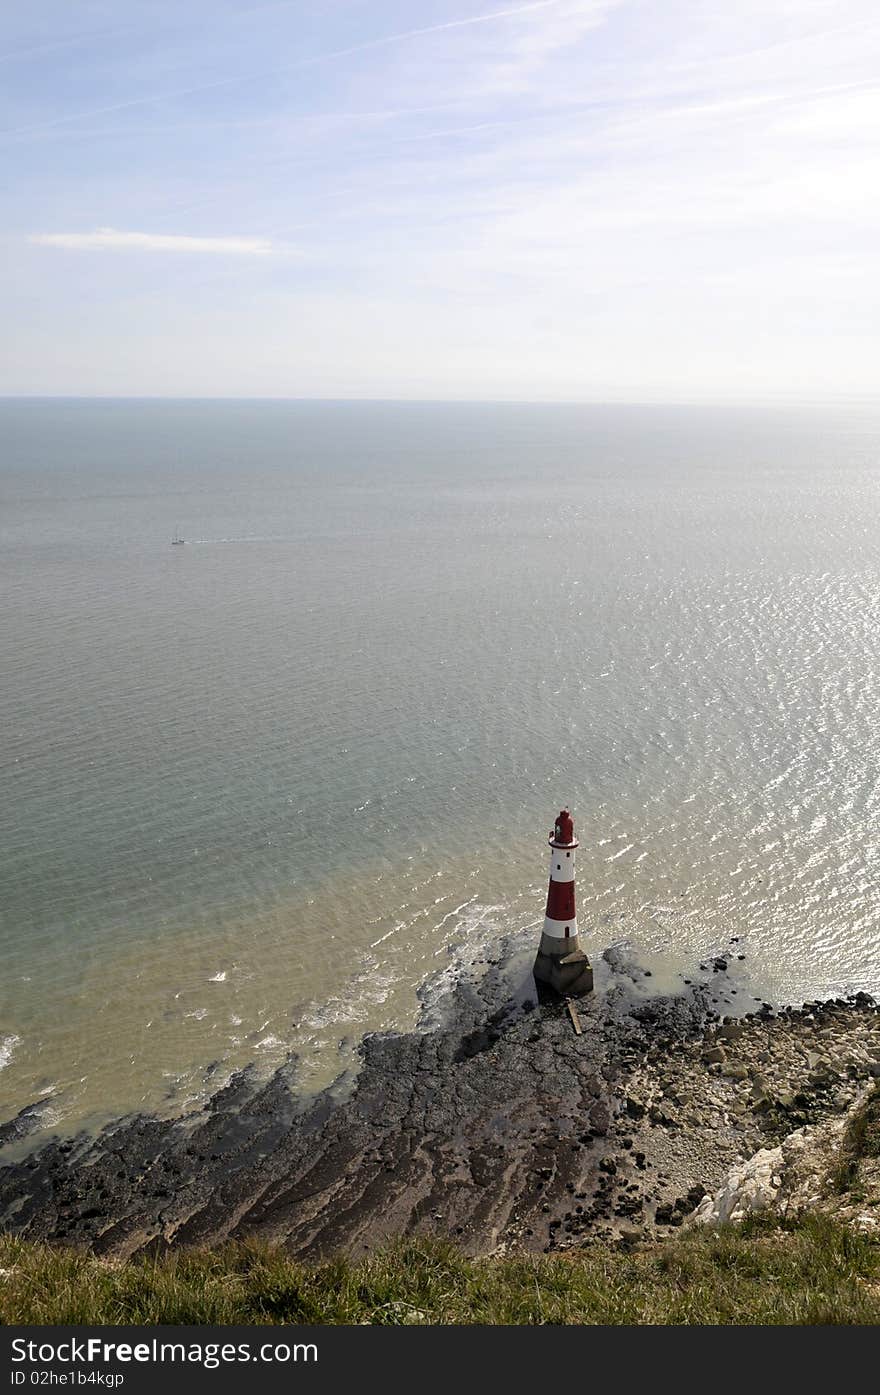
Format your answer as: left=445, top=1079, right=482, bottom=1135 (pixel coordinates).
left=830, top=1084, right=880, bottom=1195
left=2, top=1214, right=879, bottom=1325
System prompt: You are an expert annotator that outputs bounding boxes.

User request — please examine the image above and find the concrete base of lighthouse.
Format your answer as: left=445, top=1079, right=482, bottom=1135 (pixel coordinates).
left=533, top=932, right=594, bottom=997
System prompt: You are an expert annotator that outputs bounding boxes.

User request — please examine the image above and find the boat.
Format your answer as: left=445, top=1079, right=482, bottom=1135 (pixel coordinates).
left=171, top=530, right=185, bottom=546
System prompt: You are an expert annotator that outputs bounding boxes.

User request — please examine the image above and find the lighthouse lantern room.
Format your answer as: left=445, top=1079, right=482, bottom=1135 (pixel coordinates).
left=533, top=808, right=594, bottom=996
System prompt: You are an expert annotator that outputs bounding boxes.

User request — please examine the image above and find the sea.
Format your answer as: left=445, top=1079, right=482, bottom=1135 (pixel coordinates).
left=2, top=398, right=879, bottom=1145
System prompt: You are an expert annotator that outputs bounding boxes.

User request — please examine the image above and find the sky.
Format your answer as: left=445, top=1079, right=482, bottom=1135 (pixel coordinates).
left=2, top=0, right=879, bottom=400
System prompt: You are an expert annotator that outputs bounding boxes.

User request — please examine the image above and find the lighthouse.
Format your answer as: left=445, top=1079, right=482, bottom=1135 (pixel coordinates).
left=533, top=809, right=594, bottom=996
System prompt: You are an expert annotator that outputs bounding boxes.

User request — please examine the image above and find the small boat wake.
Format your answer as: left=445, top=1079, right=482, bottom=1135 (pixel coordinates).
left=181, top=536, right=284, bottom=546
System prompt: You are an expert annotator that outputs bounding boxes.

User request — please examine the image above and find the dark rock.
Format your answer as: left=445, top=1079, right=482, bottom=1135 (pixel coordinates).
left=5, top=949, right=854, bottom=1261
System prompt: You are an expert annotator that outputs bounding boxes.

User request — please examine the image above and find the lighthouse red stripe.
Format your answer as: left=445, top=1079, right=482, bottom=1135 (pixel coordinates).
left=545, top=880, right=575, bottom=921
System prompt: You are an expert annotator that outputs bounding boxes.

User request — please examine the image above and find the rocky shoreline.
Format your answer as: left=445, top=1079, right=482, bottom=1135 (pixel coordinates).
left=1, top=942, right=878, bottom=1259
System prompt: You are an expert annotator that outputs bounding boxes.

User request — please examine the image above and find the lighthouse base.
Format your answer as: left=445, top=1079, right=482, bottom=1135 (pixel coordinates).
left=533, top=938, right=594, bottom=997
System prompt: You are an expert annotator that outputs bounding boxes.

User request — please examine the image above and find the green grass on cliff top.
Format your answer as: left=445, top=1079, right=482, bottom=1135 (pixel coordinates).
left=2, top=1216, right=879, bottom=1326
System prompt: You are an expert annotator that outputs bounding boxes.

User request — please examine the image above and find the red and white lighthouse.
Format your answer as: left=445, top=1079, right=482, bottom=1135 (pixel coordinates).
left=533, top=809, right=594, bottom=996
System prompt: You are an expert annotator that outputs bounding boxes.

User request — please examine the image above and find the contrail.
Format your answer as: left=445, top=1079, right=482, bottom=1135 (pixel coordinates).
left=0, top=26, right=126, bottom=66
left=1, top=1, right=564, bottom=139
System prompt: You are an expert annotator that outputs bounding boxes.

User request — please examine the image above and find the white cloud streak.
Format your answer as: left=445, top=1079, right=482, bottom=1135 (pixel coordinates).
left=29, top=227, right=277, bottom=255
left=6, top=0, right=880, bottom=399
left=1, top=0, right=568, bottom=139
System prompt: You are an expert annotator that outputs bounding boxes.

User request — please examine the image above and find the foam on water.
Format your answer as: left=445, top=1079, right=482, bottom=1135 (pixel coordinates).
left=0, top=1036, right=20, bottom=1073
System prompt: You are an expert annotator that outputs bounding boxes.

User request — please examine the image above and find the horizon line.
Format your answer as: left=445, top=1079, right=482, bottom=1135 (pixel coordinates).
left=2, top=392, right=880, bottom=409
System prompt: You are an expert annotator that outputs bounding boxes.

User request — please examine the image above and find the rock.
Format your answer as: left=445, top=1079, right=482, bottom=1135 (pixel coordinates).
left=0, top=1101, right=57, bottom=1149
left=691, top=1146, right=784, bottom=1226
left=3, top=959, right=876, bottom=1261
left=722, top=1063, right=749, bottom=1081
left=618, top=1227, right=644, bottom=1246
left=718, top=1023, right=744, bottom=1042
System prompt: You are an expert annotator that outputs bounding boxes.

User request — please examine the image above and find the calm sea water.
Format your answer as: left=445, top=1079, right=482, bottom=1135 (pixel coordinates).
left=2, top=399, right=880, bottom=1142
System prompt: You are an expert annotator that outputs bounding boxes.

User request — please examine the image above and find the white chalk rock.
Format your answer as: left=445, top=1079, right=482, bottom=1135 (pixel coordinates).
left=691, top=1146, right=784, bottom=1226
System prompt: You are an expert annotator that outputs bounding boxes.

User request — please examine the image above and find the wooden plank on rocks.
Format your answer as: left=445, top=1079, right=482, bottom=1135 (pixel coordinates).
left=567, top=1000, right=582, bottom=1035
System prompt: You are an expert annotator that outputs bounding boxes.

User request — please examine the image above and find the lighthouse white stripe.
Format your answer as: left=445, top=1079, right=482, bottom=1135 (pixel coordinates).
left=547, top=848, right=575, bottom=883
left=542, top=916, right=578, bottom=939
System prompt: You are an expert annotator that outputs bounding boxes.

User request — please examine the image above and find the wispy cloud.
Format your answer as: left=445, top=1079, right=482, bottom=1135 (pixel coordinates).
left=0, top=28, right=124, bottom=66
left=5, top=1, right=880, bottom=399
left=1, top=1, right=569, bottom=140
left=29, top=227, right=277, bottom=255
